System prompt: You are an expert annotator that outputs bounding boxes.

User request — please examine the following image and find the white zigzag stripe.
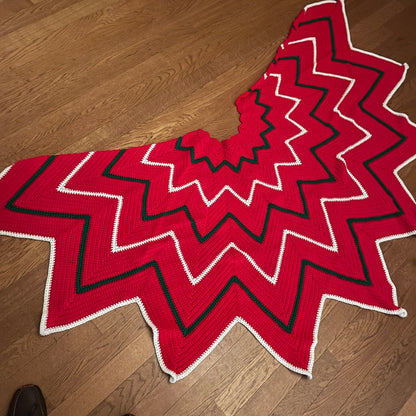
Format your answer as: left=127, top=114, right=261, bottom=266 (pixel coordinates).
left=0, top=165, right=12, bottom=180
left=54, top=31, right=410, bottom=288
left=0, top=0, right=412, bottom=383
left=141, top=75, right=306, bottom=207
left=304, top=0, right=337, bottom=12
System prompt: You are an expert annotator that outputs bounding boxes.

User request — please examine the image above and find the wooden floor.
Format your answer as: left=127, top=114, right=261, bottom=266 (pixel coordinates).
left=1, top=0, right=415, bottom=415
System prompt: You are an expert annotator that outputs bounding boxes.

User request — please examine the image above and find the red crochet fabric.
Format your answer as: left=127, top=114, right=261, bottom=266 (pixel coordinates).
left=1, top=0, right=415, bottom=382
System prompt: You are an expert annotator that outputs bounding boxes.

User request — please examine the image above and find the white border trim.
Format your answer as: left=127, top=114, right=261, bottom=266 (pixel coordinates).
left=0, top=0, right=414, bottom=381
left=0, top=165, right=12, bottom=181
left=304, top=0, right=337, bottom=12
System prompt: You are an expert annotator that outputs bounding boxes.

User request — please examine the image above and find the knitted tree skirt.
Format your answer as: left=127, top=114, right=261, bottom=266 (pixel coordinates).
left=1, top=0, right=415, bottom=382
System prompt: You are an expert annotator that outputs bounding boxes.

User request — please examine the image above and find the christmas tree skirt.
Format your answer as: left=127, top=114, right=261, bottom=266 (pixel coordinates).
left=1, top=0, right=415, bottom=382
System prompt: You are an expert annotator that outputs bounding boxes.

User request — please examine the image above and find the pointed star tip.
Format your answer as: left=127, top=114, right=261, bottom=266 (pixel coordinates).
left=398, top=308, right=407, bottom=318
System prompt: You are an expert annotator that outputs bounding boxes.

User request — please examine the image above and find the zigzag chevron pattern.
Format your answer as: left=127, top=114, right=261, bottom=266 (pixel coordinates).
left=0, top=0, right=415, bottom=382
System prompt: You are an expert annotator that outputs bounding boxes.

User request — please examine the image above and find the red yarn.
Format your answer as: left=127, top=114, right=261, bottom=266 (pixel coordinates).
left=1, top=1, right=415, bottom=381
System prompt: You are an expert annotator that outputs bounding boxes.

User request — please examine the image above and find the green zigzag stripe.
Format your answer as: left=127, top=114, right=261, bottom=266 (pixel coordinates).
left=298, top=17, right=406, bottom=140
left=105, top=60, right=338, bottom=244
left=4, top=155, right=371, bottom=336
left=5, top=14, right=409, bottom=336
left=174, top=88, right=273, bottom=172
left=5, top=156, right=305, bottom=334
left=298, top=16, right=406, bottom=285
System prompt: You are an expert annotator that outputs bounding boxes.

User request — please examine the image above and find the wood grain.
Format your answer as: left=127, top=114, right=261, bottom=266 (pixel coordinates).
left=1, top=0, right=415, bottom=415
left=397, top=391, right=416, bottom=416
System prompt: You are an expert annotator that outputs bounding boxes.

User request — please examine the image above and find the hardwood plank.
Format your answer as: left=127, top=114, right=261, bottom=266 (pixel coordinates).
left=214, top=346, right=282, bottom=416
left=234, top=235, right=414, bottom=416
left=366, top=356, right=416, bottom=416
left=0, top=327, right=61, bottom=380
left=161, top=331, right=264, bottom=416
left=86, top=356, right=167, bottom=416
left=88, top=324, right=245, bottom=416
left=397, top=391, right=416, bottom=416
left=302, top=286, right=416, bottom=416
left=333, top=319, right=416, bottom=416
left=0, top=0, right=33, bottom=21
left=0, top=237, right=49, bottom=290
left=0, top=0, right=281, bottom=167
left=0, top=0, right=82, bottom=37
left=0, top=0, right=119, bottom=62
left=215, top=301, right=342, bottom=415
left=0, top=1, right=415, bottom=415
left=0, top=321, right=100, bottom=415
left=48, top=330, right=154, bottom=416
left=130, top=325, right=247, bottom=416
left=45, top=306, right=145, bottom=410
left=196, top=402, right=227, bottom=416
left=0, top=262, right=48, bottom=349
left=269, top=350, right=342, bottom=416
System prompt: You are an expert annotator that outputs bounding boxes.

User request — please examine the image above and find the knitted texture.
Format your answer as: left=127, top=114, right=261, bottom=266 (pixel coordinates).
left=1, top=0, right=415, bottom=382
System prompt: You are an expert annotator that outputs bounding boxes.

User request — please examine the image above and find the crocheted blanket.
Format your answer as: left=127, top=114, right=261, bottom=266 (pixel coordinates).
left=1, top=0, right=415, bottom=382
